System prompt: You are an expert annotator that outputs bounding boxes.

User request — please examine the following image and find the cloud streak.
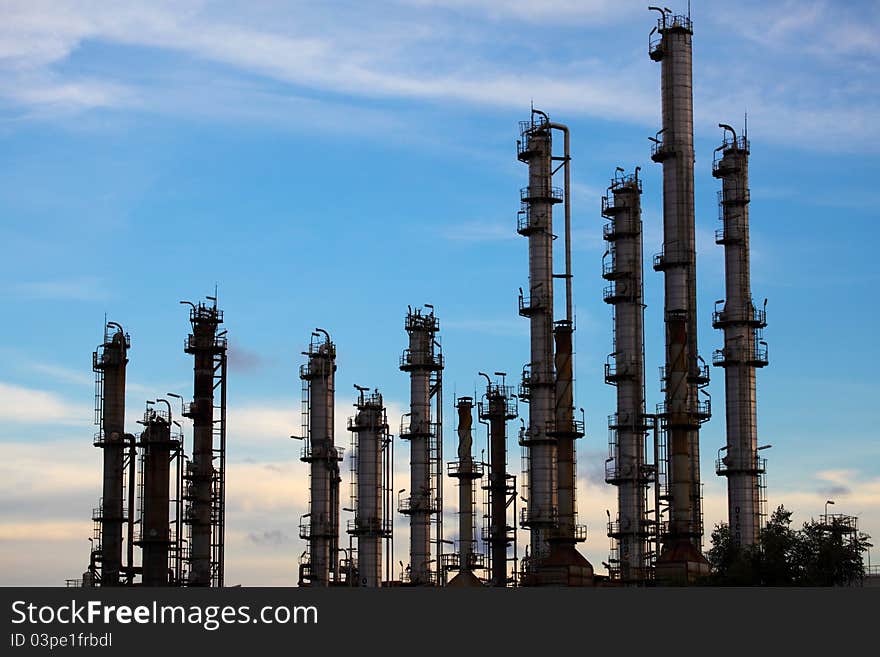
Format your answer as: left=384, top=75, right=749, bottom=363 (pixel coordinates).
left=0, top=381, right=91, bottom=426
left=4, top=276, right=108, bottom=302
left=0, top=1, right=873, bottom=150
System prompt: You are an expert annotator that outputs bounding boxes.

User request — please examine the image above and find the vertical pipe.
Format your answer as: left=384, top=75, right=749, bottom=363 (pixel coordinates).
left=712, top=126, right=767, bottom=548
left=548, top=121, right=584, bottom=557
left=95, top=324, right=128, bottom=587
left=553, top=325, right=576, bottom=540
left=649, top=9, right=710, bottom=579
left=548, top=123, right=573, bottom=323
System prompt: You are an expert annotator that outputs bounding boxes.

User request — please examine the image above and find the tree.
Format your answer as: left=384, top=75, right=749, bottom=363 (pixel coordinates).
left=706, top=522, right=760, bottom=585
left=756, top=505, right=797, bottom=585
left=705, top=505, right=872, bottom=586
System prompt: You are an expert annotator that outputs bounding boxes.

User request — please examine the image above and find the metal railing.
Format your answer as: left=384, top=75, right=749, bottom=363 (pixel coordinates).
left=519, top=185, right=563, bottom=204
left=547, top=419, right=585, bottom=438
left=712, top=303, right=767, bottom=328
left=403, top=310, right=439, bottom=333
left=603, top=281, right=630, bottom=303
left=398, top=420, right=437, bottom=439
left=607, top=520, right=656, bottom=539
left=300, top=441, right=344, bottom=462
left=716, top=455, right=766, bottom=476
left=712, top=345, right=768, bottom=367
left=604, top=256, right=637, bottom=280
left=604, top=357, right=634, bottom=383
left=397, top=495, right=441, bottom=515
left=605, top=460, right=655, bottom=485
left=184, top=334, right=227, bottom=353
left=399, top=349, right=443, bottom=371
left=346, top=517, right=392, bottom=537
left=572, top=524, right=588, bottom=542
left=650, top=137, right=670, bottom=161
left=713, top=135, right=750, bottom=176
left=447, top=460, right=485, bottom=477
left=656, top=399, right=711, bottom=420
left=300, top=358, right=333, bottom=380
left=519, top=507, right=558, bottom=527
left=518, top=292, right=548, bottom=316
left=715, top=220, right=747, bottom=243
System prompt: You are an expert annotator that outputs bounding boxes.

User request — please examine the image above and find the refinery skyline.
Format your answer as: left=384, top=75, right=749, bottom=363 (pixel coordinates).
left=0, top=1, right=878, bottom=585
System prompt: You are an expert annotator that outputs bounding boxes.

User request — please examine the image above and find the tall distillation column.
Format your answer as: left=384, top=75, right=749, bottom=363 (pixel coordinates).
left=298, top=329, right=342, bottom=587
left=92, top=322, right=131, bottom=586
left=399, top=306, right=443, bottom=585
left=478, top=376, right=517, bottom=587
left=517, top=109, right=590, bottom=585
left=182, top=297, right=227, bottom=587
left=648, top=8, right=711, bottom=581
left=347, top=387, right=391, bottom=588
left=602, top=169, right=652, bottom=582
left=447, top=397, right=483, bottom=587
left=137, top=402, right=180, bottom=587
left=516, top=111, right=560, bottom=569
left=712, top=125, right=768, bottom=548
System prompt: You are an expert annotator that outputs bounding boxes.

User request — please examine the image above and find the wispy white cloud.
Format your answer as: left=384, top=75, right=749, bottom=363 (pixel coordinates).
left=402, top=0, right=637, bottom=23
left=0, top=0, right=875, bottom=151
left=5, top=276, right=108, bottom=301
left=26, top=362, right=93, bottom=387
left=0, top=381, right=91, bottom=426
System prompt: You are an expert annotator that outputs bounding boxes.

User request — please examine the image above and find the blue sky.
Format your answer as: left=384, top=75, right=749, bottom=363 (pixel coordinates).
left=0, top=0, right=878, bottom=585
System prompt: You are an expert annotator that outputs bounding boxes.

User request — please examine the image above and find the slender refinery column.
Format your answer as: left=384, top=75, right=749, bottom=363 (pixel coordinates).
left=649, top=10, right=710, bottom=569
left=712, top=127, right=768, bottom=548
left=400, top=307, right=442, bottom=585
left=481, top=382, right=515, bottom=587
left=183, top=300, right=225, bottom=586
left=454, top=398, right=476, bottom=571
left=94, top=325, right=129, bottom=586
left=602, top=171, right=649, bottom=582
left=140, top=409, right=176, bottom=587
left=517, top=113, right=559, bottom=564
left=300, top=330, right=340, bottom=586
left=349, top=389, right=388, bottom=588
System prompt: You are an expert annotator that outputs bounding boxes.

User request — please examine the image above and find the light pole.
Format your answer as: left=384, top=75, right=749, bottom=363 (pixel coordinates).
left=825, top=499, right=835, bottom=524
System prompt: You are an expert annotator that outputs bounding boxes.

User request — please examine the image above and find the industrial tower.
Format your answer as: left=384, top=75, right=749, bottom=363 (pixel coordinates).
left=712, top=124, right=769, bottom=548
left=477, top=374, right=518, bottom=587
left=91, top=322, right=133, bottom=586
left=399, top=305, right=444, bottom=585
left=648, top=7, right=711, bottom=582
left=347, top=386, right=392, bottom=587
left=136, top=401, right=183, bottom=587
left=298, top=329, right=342, bottom=587
left=517, top=109, right=591, bottom=585
left=446, top=397, right=484, bottom=587
left=602, top=168, right=655, bottom=583
left=182, top=296, right=227, bottom=587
